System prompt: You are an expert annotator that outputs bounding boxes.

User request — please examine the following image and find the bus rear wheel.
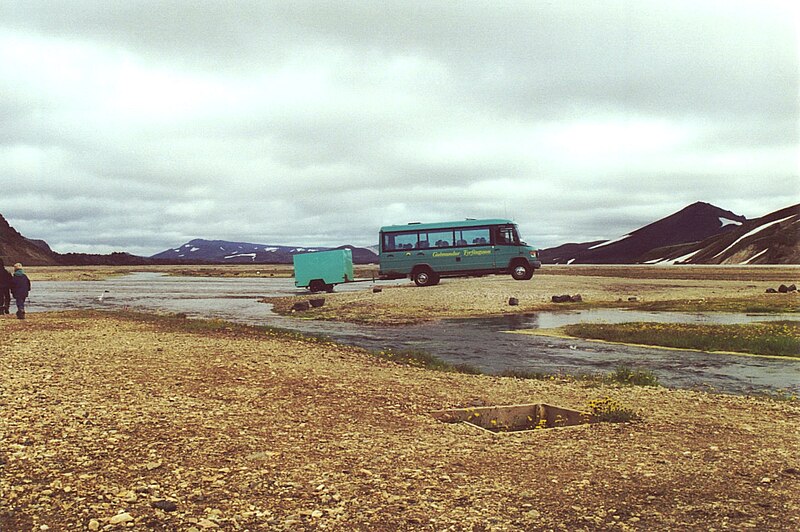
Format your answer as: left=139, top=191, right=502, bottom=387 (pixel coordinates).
left=413, top=268, right=440, bottom=287
left=511, top=262, right=533, bottom=281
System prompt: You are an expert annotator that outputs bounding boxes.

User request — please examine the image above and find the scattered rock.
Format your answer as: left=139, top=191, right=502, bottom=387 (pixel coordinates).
left=552, top=294, right=582, bottom=303
left=628, top=296, right=638, bottom=302
left=372, top=287, right=382, bottom=293
left=87, top=520, right=100, bottom=531
left=152, top=500, right=178, bottom=512
left=109, top=512, right=134, bottom=525
left=508, top=297, right=519, bottom=306
left=309, top=298, right=325, bottom=308
left=291, top=301, right=311, bottom=312
left=766, top=284, right=796, bottom=293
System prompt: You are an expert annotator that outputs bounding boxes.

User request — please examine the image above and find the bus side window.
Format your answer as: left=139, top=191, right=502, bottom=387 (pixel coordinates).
left=459, top=228, right=490, bottom=246
left=427, top=230, right=454, bottom=248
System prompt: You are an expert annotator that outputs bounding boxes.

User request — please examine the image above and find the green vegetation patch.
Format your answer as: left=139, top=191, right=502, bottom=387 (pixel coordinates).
left=633, top=296, right=799, bottom=314
left=563, top=321, right=800, bottom=358
left=499, top=365, right=660, bottom=388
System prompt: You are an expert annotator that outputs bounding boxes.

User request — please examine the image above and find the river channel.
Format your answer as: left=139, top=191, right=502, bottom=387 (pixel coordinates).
left=26, top=272, right=800, bottom=396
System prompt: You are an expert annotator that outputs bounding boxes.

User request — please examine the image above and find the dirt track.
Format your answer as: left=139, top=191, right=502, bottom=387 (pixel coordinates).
left=1, top=312, right=799, bottom=530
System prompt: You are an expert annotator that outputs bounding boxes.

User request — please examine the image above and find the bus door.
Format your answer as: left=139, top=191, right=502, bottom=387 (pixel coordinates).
left=492, top=224, right=522, bottom=267
left=380, top=231, right=418, bottom=276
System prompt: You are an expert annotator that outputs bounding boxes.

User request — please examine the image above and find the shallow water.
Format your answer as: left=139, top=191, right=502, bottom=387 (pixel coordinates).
left=26, top=272, right=800, bottom=396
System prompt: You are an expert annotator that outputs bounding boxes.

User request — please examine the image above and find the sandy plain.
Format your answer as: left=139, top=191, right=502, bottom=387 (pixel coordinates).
left=3, top=265, right=799, bottom=530
left=266, top=265, right=800, bottom=324
left=1, top=310, right=799, bottom=531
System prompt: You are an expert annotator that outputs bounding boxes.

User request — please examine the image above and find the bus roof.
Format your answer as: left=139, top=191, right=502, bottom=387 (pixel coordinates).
left=380, top=218, right=515, bottom=233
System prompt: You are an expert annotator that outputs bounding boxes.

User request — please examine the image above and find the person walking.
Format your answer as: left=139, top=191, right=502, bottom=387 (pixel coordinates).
left=0, top=259, right=11, bottom=314
left=10, top=263, right=31, bottom=319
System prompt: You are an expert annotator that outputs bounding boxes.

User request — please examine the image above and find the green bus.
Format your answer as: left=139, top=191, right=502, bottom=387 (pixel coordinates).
left=378, top=219, right=541, bottom=286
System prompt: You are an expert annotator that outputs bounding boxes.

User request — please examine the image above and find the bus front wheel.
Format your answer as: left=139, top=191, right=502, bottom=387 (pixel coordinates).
left=511, top=262, right=533, bottom=281
left=413, top=268, right=439, bottom=287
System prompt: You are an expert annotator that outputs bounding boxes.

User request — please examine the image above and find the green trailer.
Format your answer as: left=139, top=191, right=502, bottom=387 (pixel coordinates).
left=293, top=249, right=355, bottom=292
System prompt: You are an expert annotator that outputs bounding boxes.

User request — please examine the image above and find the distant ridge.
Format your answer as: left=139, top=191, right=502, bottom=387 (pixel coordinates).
left=641, top=203, right=800, bottom=265
left=151, top=238, right=378, bottom=264
left=0, top=214, right=60, bottom=265
left=540, top=202, right=746, bottom=264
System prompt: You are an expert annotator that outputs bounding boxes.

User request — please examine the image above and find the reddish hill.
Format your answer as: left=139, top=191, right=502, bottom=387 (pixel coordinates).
left=540, top=202, right=746, bottom=264
left=642, top=204, right=800, bottom=265
left=0, top=214, right=60, bottom=266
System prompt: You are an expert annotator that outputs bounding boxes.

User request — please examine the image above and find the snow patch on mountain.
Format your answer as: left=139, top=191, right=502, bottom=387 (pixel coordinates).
left=713, top=215, right=796, bottom=258
left=719, top=217, right=742, bottom=227
left=588, top=234, right=630, bottom=250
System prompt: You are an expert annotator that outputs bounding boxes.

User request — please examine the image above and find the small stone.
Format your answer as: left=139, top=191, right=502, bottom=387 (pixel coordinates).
left=88, top=520, right=100, bottom=531
left=198, top=518, right=219, bottom=529
left=760, top=477, right=772, bottom=484
left=109, top=512, right=134, bottom=525
left=145, top=460, right=163, bottom=471
left=152, top=500, right=178, bottom=512
left=508, top=297, right=519, bottom=306
left=311, top=510, right=323, bottom=518
left=291, top=301, right=310, bottom=312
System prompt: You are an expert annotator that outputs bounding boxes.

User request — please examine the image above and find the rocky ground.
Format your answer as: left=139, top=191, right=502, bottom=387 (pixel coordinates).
left=1, top=311, right=799, bottom=531
left=268, top=266, right=800, bottom=324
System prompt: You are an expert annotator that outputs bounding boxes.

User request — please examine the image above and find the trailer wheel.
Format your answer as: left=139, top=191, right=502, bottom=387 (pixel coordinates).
left=309, top=279, right=325, bottom=293
left=324, top=283, right=335, bottom=293
left=413, top=267, right=439, bottom=287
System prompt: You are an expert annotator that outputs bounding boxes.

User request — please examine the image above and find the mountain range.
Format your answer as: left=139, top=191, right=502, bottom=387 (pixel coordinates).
left=1, top=202, right=797, bottom=266
left=150, top=239, right=378, bottom=264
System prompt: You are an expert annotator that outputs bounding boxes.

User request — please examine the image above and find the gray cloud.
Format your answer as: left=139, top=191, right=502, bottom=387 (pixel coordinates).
left=1, top=0, right=797, bottom=254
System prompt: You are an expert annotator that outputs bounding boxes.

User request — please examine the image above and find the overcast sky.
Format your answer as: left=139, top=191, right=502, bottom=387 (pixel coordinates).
left=1, top=0, right=797, bottom=255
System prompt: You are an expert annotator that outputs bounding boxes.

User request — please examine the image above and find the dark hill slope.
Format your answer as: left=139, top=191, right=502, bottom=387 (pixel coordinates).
left=0, top=215, right=60, bottom=266
left=540, top=202, right=746, bottom=264
left=641, top=204, right=800, bottom=265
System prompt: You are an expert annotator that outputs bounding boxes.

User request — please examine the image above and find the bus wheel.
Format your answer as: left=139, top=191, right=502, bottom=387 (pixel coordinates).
left=309, top=280, right=325, bottom=292
left=511, top=262, right=532, bottom=281
left=413, top=267, right=438, bottom=287
left=324, top=283, right=335, bottom=293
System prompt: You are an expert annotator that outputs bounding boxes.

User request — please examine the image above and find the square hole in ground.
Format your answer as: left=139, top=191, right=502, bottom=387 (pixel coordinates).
left=431, top=403, right=596, bottom=433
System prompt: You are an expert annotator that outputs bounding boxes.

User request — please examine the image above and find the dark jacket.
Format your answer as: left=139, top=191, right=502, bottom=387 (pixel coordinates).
left=10, top=271, right=30, bottom=299
left=0, top=268, right=11, bottom=289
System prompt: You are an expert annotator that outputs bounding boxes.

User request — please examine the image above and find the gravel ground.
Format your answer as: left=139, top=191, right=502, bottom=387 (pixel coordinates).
left=1, top=311, right=799, bottom=531
left=268, top=267, right=799, bottom=324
